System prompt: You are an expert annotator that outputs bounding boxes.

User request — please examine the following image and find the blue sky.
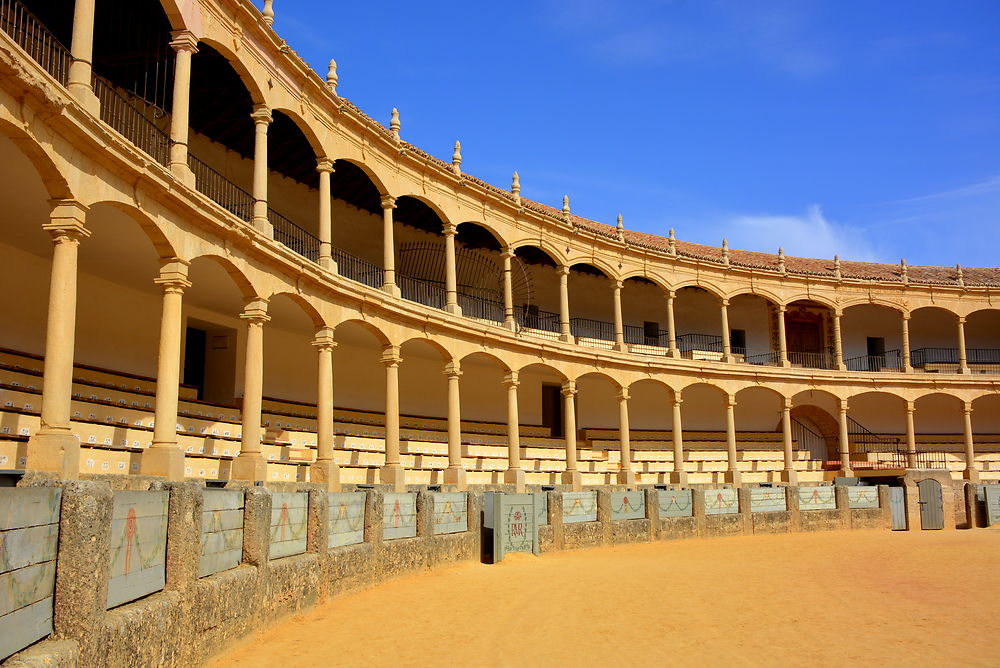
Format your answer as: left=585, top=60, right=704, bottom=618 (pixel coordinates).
left=271, top=1, right=999, bottom=267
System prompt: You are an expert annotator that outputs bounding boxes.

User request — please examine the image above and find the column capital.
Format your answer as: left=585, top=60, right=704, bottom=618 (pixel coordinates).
left=901, top=311, right=911, bottom=321
left=561, top=379, right=577, bottom=396
left=240, top=298, right=270, bottom=324
left=154, top=258, right=191, bottom=292
left=838, top=397, right=849, bottom=412
left=316, top=158, right=334, bottom=173
left=381, top=345, right=402, bottom=367
left=501, top=247, right=516, bottom=260
left=611, top=279, right=624, bottom=290
left=45, top=199, right=90, bottom=241
left=168, top=30, right=199, bottom=54
left=617, top=387, right=630, bottom=401
left=312, top=327, right=336, bottom=350
left=502, top=371, right=519, bottom=388
left=664, top=289, right=676, bottom=300
left=721, top=298, right=730, bottom=308
left=777, top=303, right=787, bottom=313
left=556, top=265, right=570, bottom=277
left=963, top=401, right=973, bottom=415
left=726, top=396, right=737, bottom=408
left=833, top=308, right=843, bottom=318
left=783, top=397, right=793, bottom=410
left=442, top=222, right=459, bottom=237
left=250, top=105, right=272, bottom=125
left=905, top=400, right=915, bottom=413
left=380, top=195, right=397, bottom=210
left=957, top=315, right=967, bottom=325
left=672, top=395, right=683, bottom=407
left=443, top=360, right=462, bottom=378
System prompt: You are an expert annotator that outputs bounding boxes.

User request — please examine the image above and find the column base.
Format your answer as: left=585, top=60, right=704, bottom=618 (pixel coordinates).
left=503, top=318, right=517, bottom=332
left=616, top=469, right=636, bottom=487
left=723, top=469, right=742, bottom=487
left=668, top=348, right=681, bottom=359
left=839, top=467, right=855, bottom=479
left=169, top=162, right=196, bottom=188
left=558, top=333, right=575, bottom=344
left=25, top=431, right=80, bottom=479
left=780, top=468, right=799, bottom=485
left=231, top=453, right=267, bottom=483
left=251, top=216, right=274, bottom=238
left=140, top=445, right=186, bottom=480
left=318, top=257, right=338, bottom=273
left=443, top=465, right=467, bottom=490
left=615, top=343, right=628, bottom=353
left=668, top=470, right=688, bottom=486
left=444, top=303, right=463, bottom=316
left=69, top=85, right=101, bottom=116
left=381, top=283, right=402, bottom=298
left=309, top=460, right=342, bottom=491
left=963, top=467, right=981, bottom=483
left=504, top=467, right=526, bottom=492
left=959, top=367, right=971, bottom=375
left=380, top=463, right=407, bottom=491
left=561, top=469, right=582, bottom=491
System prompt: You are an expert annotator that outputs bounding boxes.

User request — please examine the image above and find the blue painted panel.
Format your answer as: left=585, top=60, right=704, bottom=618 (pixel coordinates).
left=562, top=491, right=597, bottom=524
left=798, top=486, right=836, bottom=511
left=750, top=487, right=786, bottom=512
left=329, top=492, right=366, bottom=547
left=705, top=488, right=739, bottom=515
left=383, top=493, right=417, bottom=539
left=658, top=489, right=693, bottom=518
left=848, top=487, right=880, bottom=509
left=432, top=492, right=468, bottom=534
left=610, top=491, right=645, bottom=520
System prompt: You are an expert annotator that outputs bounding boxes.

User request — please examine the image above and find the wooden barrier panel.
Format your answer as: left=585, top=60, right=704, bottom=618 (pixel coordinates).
left=107, top=491, right=168, bottom=609
left=798, top=486, right=836, bottom=511
left=611, top=491, right=645, bottom=520
left=200, top=490, right=244, bottom=578
left=705, top=488, right=739, bottom=515
left=269, top=492, right=308, bottom=559
left=432, top=493, right=468, bottom=535
left=383, top=493, right=417, bottom=540
left=847, top=487, right=880, bottom=509
left=750, top=487, right=787, bottom=512
left=0, top=487, right=61, bottom=662
left=534, top=492, right=548, bottom=526
left=328, top=492, right=366, bottom=547
left=562, top=491, right=598, bottom=524
left=488, top=493, right=539, bottom=561
left=658, top=489, right=693, bottom=518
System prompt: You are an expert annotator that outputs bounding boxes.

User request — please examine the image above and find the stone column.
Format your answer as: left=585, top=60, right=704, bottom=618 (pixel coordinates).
left=665, top=290, right=679, bottom=358
left=443, top=223, right=462, bottom=315
left=380, top=345, right=405, bottom=490
left=557, top=265, right=573, bottom=342
left=777, top=304, right=789, bottom=367
left=141, top=259, right=191, bottom=480
left=832, top=309, right=845, bottom=370
left=27, top=201, right=89, bottom=477
left=503, top=371, right=524, bottom=491
left=310, top=327, right=340, bottom=490
left=612, top=279, right=626, bottom=352
left=232, top=299, right=269, bottom=482
left=502, top=248, right=516, bottom=330
left=380, top=196, right=400, bottom=296
left=67, top=0, right=99, bottom=113
left=250, top=105, right=273, bottom=235
left=838, top=398, right=853, bottom=476
left=905, top=401, right=917, bottom=469
left=316, top=159, right=335, bottom=271
left=962, top=401, right=979, bottom=482
left=724, top=395, right=741, bottom=486
left=720, top=298, right=732, bottom=362
left=957, top=316, right=970, bottom=374
left=561, top=380, right=581, bottom=490
left=669, top=394, right=686, bottom=485
left=901, top=312, right=912, bottom=372
left=781, top=398, right=798, bottom=484
left=167, top=31, right=198, bottom=184
left=443, top=360, right=467, bottom=489
left=617, top=387, right=635, bottom=486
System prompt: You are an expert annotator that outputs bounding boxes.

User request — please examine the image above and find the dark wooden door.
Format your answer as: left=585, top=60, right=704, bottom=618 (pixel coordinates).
left=786, top=319, right=822, bottom=353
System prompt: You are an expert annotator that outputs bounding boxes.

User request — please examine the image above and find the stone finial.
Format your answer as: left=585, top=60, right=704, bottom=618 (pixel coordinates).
left=833, top=255, right=842, bottom=280
left=512, top=171, right=521, bottom=205
left=778, top=247, right=786, bottom=274
left=452, top=141, right=462, bottom=175
left=956, top=263, right=965, bottom=287
left=562, top=195, right=571, bottom=219
left=900, top=258, right=909, bottom=285
left=262, top=0, right=274, bottom=26
left=616, top=214, right=625, bottom=241
left=389, top=108, right=400, bottom=141
left=668, top=228, right=677, bottom=256
left=326, top=59, right=338, bottom=94
left=722, top=238, right=730, bottom=266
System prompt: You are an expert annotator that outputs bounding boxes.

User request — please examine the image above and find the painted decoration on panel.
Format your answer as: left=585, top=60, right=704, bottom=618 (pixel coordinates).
left=383, top=493, right=417, bottom=539
left=750, top=487, right=787, bottom=513
left=611, top=491, right=645, bottom=520
left=983, top=485, right=1000, bottom=526
left=798, top=486, right=836, bottom=511
left=432, top=493, right=468, bottom=535
left=562, top=491, right=598, bottom=524
left=704, top=488, right=739, bottom=515
left=0, top=487, right=61, bottom=662
left=658, top=489, right=694, bottom=518
left=328, top=492, right=366, bottom=547
left=533, top=492, right=549, bottom=526
left=199, top=490, right=244, bottom=578
left=847, top=486, right=880, bottom=509
left=269, top=492, right=308, bottom=560
left=493, top=493, right=539, bottom=561
left=107, top=491, right=168, bottom=609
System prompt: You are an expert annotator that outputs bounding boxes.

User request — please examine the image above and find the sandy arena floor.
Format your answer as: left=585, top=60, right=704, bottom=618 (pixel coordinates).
left=211, top=529, right=1000, bottom=667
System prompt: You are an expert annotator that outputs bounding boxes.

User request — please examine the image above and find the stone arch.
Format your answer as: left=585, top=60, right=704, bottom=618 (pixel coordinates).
left=517, top=362, right=569, bottom=381
left=566, top=257, right=618, bottom=280
left=459, top=350, right=512, bottom=373
left=186, top=253, right=260, bottom=302
left=784, top=293, right=838, bottom=312
left=271, top=106, right=327, bottom=159
left=332, top=158, right=391, bottom=198
left=197, top=38, right=267, bottom=106
left=672, top=280, right=725, bottom=301
left=266, top=291, right=327, bottom=330
left=157, top=0, right=200, bottom=31
left=86, top=200, right=177, bottom=259
left=456, top=220, right=508, bottom=251
left=620, top=271, right=670, bottom=293
left=726, top=287, right=782, bottom=306
left=398, top=336, right=455, bottom=364
left=332, top=318, right=392, bottom=347
left=789, top=389, right=841, bottom=462
left=509, top=240, right=567, bottom=268
left=734, top=386, right=786, bottom=432
left=0, top=118, right=74, bottom=201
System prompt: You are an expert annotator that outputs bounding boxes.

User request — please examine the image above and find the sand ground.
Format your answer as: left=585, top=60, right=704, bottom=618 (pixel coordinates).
left=211, top=529, right=1000, bottom=667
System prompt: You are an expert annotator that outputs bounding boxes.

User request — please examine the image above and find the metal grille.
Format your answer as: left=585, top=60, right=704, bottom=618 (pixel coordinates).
left=844, top=349, right=903, bottom=372
left=269, top=209, right=318, bottom=262
left=0, top=0, right=70, bottom=84
left=398, top=274, right=446, bottom=309
left=331, top=248, right=384, bottom=288
left=94, top=76, right=170, bottom=166
left=187, top=154, right=254, bottom=221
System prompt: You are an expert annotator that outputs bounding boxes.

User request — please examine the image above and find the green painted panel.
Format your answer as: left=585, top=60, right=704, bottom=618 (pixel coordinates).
left=383, top=493, right=417, bottom=539
left=610, top=491, right=645, bottom=520
left=983, top=485, right=1000, bottom=525
left=328, top=492, right=365, bottom=547
left=0, top=524, right=58, bottom=573
left=107, top=491, right=167, bottom=608
left=202, top=508, right=244, bottom=533
left=658, top=489, right=693, bottom=518
left=562, top=491, right=597, bottom=524
left=493, top=493, right=538, bottom=561
left=203, top=489, right=244, bottom=512
left=533, top=492, right=549, bottom=526
left=750, top=487, right=786, bottom=513
left=0, top=596, right=53, bottom=662
left=0, top=488, right=60, bottom=531
left=432, top=492, right=468, bottom=535
left=848, top=487, right=880, bottom=509
left=798, top=486, right=836, bottom=511
left=198, top=548, right=242, bottom=580
left=269, top=493, right=308, bottom=559
left=705, top=488, right=739, bottom=515
left=0, top=562, right=55, bottom=617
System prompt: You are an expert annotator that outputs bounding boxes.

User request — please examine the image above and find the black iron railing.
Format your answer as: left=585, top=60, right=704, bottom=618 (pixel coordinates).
left=848, top=417, right=904, bottom=469
left=787, top=350, right=835, bottom=370
left=844, top=349, right=903, bottom=372
left=93, top=76, right=170, bottom=166
left=0, top=0, right=71, bottom=84
left=269, top=209, right=319, bottom=262
left=911, top=347, right=1000, bottom=367
left=331, top=248, right=384, bottom=289
left=744, top=350, right=782, bottom=366
left=515, top=306, right=561, bottom=333
left=398, top=275, right=446, bottom=309
left=570, top=317, right=615, bottom=342
left=187, top=154, right=254, bottom=222
left=458, top=292, right=504, bottom=323
left=623, top=325, right=669, bottom=348
left=676, top=333, right=724, bottom=359
left=791, top=418, right=831, bottom=461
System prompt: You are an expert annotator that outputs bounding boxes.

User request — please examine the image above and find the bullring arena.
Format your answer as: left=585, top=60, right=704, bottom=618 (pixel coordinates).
left=0, top=0, right=997, bottom=666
